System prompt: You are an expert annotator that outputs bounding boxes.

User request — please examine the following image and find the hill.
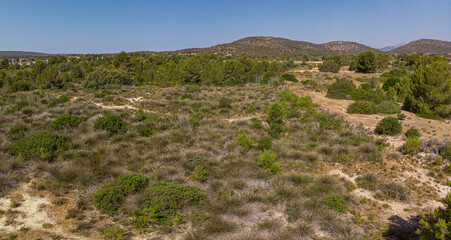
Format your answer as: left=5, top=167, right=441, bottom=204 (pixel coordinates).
left=389, top=39, right=451, bottom=55
left=0, top=51, right=49, bottom=57
left=379, top=42, right=407, bottom=52
left=320, top=41, right=381, bottom=54
left=166, top=37, right=377, bottom=56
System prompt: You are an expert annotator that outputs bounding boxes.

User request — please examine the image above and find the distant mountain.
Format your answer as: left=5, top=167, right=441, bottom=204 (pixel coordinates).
left=320, top=41, right=381, bottom=54
left=389, top=39, right=451, bottom=55
left=379, top=42, right=407, bottom=52
left=0, top=51, right=49, bottom=57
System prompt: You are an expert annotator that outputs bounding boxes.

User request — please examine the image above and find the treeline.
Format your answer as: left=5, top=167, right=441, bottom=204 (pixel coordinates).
left=0, top=53, right=296, bottom=90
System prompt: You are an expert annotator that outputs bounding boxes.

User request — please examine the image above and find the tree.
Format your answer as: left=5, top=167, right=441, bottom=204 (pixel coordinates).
left=376, top=53, right=390, bottom=70
left=319, top=59, right=341, bottom=73
left=31, top=60, right=48, bottom=80
left=113, top=51, right=131, bottom=68
left=403, top=61, right=451, bottom=118
left=354, top=51, right=377, bottom=73
left=0, top=59, right=9, bottom=69
left=37, top=65, right=62, bottom=89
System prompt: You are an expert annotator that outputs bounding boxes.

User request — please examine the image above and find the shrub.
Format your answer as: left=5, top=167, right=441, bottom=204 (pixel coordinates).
left=136, top=125, right=152, bottom=137
left=266, top=101, right=288, bottom=124
left=397, top=113, right=406, bottom=120
left=440, top=144, right=451, bottom=162
left=7, top=124, right=28, bottom=140
left=382, top=183, right=408, bottom=201
left=236, top=132, right=254, bottom=151
left=375, top=117, right=402, bottom=135
left=376, top=101, right=401, bottom=114
left=94, top=114, right=127, bottom=135
left=191, top=166, right=207, bottom=182
left=319, top=60, right=341, bottom=73
left=350, top=89, right=384, bottom=104
left=382, top=77, right=400, bottom=91
left=267, top=123, right=284, bottom=139
left=258, top=150, right=282, bottom=174
left=218, top=97, right=232, bottom=108
left=7, top=131, right=70, bottom=161
left=261, top=72, right=278, bottom=84
left=354, top=51, right=377, bottom=73
left=83, top=67, right=134, bottom=89
left=347, top=101, right=376, bottom=114
left=10, top=80, right=32, bottom=92
left=50, top=113, right=88, bottom=130
left=416, top=192, right=451, bottom=240
left=326, top=79, right=356, bottom=99
left=324, top=195, right=347, bottom=213
left=102, top=227, right=125, bottom=240
left=400, top=137, right=421, bottom=155
left=257, top=137, right=272, bottom=151
left=313, top=113, right=341, bottom=130
left=246, top=104, right=257, bottom=113
left=48, top=95, right=70, bottom=107
left=405, top=128, right=421, bottom=138
left=281, top=74, right=298, bottom=82
left=117, top=173, right=149, bottom=195
left=187, top=156, right=206, bottom=166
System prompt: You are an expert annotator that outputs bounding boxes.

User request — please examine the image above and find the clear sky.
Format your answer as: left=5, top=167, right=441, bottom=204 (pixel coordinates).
left=0, top=0, right=450, bottom=53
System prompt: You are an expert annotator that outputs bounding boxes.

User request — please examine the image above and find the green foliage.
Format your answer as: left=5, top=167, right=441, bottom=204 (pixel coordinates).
left=354, top=51, right=377, bottom=73
left=347, top=101, right=377, bottom=114
left=258, top=150, right=282, bottom=174
left=94, top=114, right=127, bottom=135
left=50, top=113, right=88, bottom=130
left=218, top=97, right=232, bottom=108
left=83, top=67, right=134, bottom=89
left=187, top=156, right=206, bottom=166
left=400, top=137, right=421, bottom=155
left=132, top=182, right=205, bottom=228
left=349, top=89, right=384, bottom=104
left=246, top=104, right=257, bottom=113
left=324, top=195, right=347, bottom=213
left=7, top=124, right=28, bottom=141
left=267, top=101, right=288, bottom=124
left=440, top=144, right=451, bottom=162
left=405, top=128, right=421, bottom=138
left=397, top=113, right=406, bottom=120
left=326, top=79, right=356, bottom=99
left=319, top=60, right=341, bottom=73
left=136, top=125, right=152, bottom=137
left=10, top=80, right=33, bottom=92
left=376, top=101, right=401, bottom=114
left=403, top=61, right=451, bottom=118
left=7, top=131, right=70, bottom=161
left=257, top=136, right=272, bottom=151
left=416, top=193, right=451, bottom=240
left=313, top=113, right=341, bottom=130
left=191, top=166, right=207, bottom=182
left=281, top=73, right=298, bottom=82
left=117, top=173, right=149, bottom=195
left=375, top=117, right=402, bottom=135
left=382, top=77, right=400, bottom=91
left=102, top=227, right=125, bottom=240
left=236, top=132, right=254, bottom=151
left=48, top=95, right=70, bottom=107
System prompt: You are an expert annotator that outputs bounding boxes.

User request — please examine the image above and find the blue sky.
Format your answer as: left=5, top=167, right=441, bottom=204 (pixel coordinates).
left=0, top=0, right=450, bottom=53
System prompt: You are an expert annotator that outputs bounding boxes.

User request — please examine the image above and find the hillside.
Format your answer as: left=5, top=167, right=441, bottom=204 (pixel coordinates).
left=167, top=37, right=377, bottom=56
left=320, top=41, right=381, bottom=54
left=0, top=51, right=49, bottom=57
left=389, top=39, right=451, bottom=55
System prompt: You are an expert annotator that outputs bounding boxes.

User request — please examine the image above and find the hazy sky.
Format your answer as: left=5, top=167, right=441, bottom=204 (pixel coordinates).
left=1, top=0, right=450, bottom=53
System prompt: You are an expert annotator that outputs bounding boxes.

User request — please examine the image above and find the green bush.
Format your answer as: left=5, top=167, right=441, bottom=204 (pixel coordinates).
left=83, top=67, right=134, bottom=89
left=191, top=166, right=207, bottom=182
left=48, top=95, right=70, bottom=107
left=258, top=150, right=282, bottom=174
left=416, top=193, right=451, bottom=240
left=7, top=131, right=70, bottom=161
left=236, top=132, right=254, bottom=151
left=354, top=51, right=377, bottom=73
left=218, top=97, right=232, bottom=109
left=267, top=101, right=288, bottom=124
left=326, top=79, right=356, bottom=99
left=405, top=128, right=421, bottom=138
left=102, top=227, right=125, bottom=240
left=94, top=114, right=126, bottom=135
left=350, top=89, right=384, bottom=104
left=257, top=136, right=272, bottom=151
left=187, top=156, right=206, bottom=166
left=440, top=144, right=451, bottom=162
left=7, top=124, right=28, bottom=140
left=261, top=72, right=278, bottom=84
left=267, top=123, right=284, bottom=139
left=375, top=117, right=402, bottom=135
left=10, top=80, right=32, bottom=92
left=136, top=125, right=152, bottom=137
left=50, top=113, right=88, bottom=130
left=400, top=137, right=421, bottom=155
left=319, top=60, right=341, bottom=73
left=397, top=113, right=406, bottom=120
left=376, top=101, right=401, bottom=114
left=281, top=73, right=298, bottom=82
left=347, top=101, right=377, bottom=114
left=324, top=195, right=347, bottom=213
left=382, top=77, right=400, bottom=91
left=313, top=113, right=341, bottom=130
left=117, top=173, right=149, bottom=195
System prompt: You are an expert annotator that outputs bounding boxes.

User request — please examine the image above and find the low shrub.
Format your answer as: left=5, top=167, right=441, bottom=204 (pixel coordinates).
left=347, top=101, right=376, bottom=114
left=94, top=114, right=127, bottom=135
left=319, top=60, right=341, bottom=73
left=50, top=113, right=88, bottom=130
left=267, top=101, right=288, bottom=124
left=397, top=113, right=406, bottom=120
left=281, top=73, right=298, bottom=82
left=7, top=124, right=28, bottom=140
left=191, top=166, right=207, bottom=182
left=324, top=195, right=347, bottom=213
left=236, top=132, right=254, bottom=151
left=218, top=97, right=232, bottom=109
left=258, top=150, right=282, bottom=174
left=102, top=227, right=125, bottom=240
left=257, top=136, right=272, bottom=151
left=117, top=173, right=149, bottom=195
left=326, top=79, right=356, bottom=99
left=382, top=183, right=408, bottom=201
left=440, top=144, right=451, bottom=161
left=10, top=80, right=32, bottom=92
left=48, top=95, right=70, bottom=107
left=7, top=131, right=70, bottom=161
left=261, top=72, right=278, bottom=84
left=350, top=89, right=384, bottom=104
left=136, top=125, right=152, bottom=137
left=416, top=192, right=451, bottom=240
left=83, top=67, right=134, bottom=89
left=376, top=101, right=401, bottom=114
left=313, top=113, right=341, bottom=130
left=187, top=156, right=206, bottom=166
left=375, top=117, right=402, bottom=135
left=400, top=137, right=421, bottom=155
left=405, top=128, right=421, bottom=138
